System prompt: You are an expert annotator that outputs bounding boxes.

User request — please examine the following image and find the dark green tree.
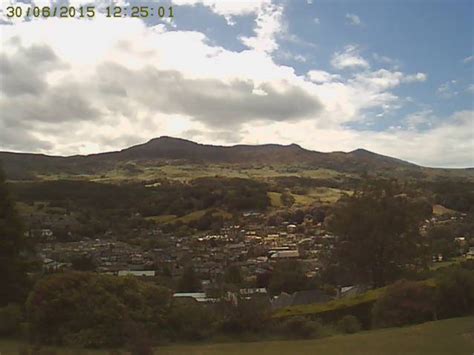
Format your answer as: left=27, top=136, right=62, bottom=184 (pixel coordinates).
left=327, top=180, right=431, bottom=287
left=0, top=165, right=29, bottom=306
left=27, top=272, right=171, bottom=347
left=224, top=265, right=243, bottom=287
left=177, top=266, right=201, bottom=292
left=268, top=260, right=308, bottom=295
left=70, top=254, right=97, bottom=271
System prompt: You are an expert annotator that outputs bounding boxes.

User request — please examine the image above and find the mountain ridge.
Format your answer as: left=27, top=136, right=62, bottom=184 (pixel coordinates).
left=0, top=136, right=472, bottom=180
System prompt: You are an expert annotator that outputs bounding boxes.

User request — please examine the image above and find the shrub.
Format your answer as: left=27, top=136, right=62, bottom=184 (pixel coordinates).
left=337, top=315, right=361, bottom=334
left=26, top=272, right=171, bottom=348
left=279, top=316, right=322, bottom=339
left=0, top=303, right=22, bottom=336
left=372, top=280, right=436, bottom=328
left=217, top=297, right=271, bottom=334
left=436, top=266, right=474, bottom=319
left=168, top=302, right=216, bottom=340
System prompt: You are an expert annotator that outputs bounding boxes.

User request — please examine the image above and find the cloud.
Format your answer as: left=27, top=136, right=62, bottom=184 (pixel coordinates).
left=463, top=55, right=474, bottom=64
left=307, top=70, right=341, bottom=84
left=331, top=45, right=370, bottom=70
left=0, top=8, right=469, bottom=167
left=0, top=43, right=60, bottom=96
left=242, top=110, right=474, bottom=168
left=240, top=2, right=283, bottom=53
left=96, top=62, right=323, bottom=127
left=345, top=13, right=362, bottom=26
left=313, top=17, right=320, bottom=24
left=437, top=80, right=458, bottom=99
left=172, top=0, right=270, bottom=25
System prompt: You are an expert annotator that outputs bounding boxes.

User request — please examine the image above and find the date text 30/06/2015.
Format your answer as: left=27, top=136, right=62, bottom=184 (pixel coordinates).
left=4, top=6, right=174, bottom=19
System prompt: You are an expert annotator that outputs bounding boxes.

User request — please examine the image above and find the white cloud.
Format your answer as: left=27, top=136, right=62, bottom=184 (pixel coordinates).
left=345, top=13, right=362, bottom=26
left=437, top=80, right=458, bottom=99
left=240, top=2, right=283, bottom=53
left=242, top=110, right=474, bottom=168
left=0, top=10, right=469, bottom=167
left=331, top=44, right=370, bottom=70
left=463, top=55, right=474, bottom=64
left=307, top=70, right=341, bottom=84
left=313, top=17, right=320, bottom=24
left=467, top=84, right=474, bottom=94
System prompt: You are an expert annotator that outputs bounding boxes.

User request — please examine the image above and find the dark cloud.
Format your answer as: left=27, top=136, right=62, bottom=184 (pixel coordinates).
left=97, top=63, right=323, bottom=127
left=0, top=43, right=60, bottom=97
left=1, top=44, right=322, bottom=153
left=0, top=124, right=53, bottom=152
left=1, top=82, right=101, bottom=125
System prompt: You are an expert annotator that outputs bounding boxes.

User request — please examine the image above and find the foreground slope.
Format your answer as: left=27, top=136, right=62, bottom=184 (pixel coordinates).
left=1, top=317, right=473, bottom=354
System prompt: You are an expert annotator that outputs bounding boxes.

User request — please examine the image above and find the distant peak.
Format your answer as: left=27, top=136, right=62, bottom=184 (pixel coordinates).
left=350, top=148, right=374, bottom=155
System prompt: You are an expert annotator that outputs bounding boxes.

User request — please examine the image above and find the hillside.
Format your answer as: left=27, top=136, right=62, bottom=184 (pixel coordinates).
left=0, top=136, right=472, bottom=181
left=1, top=316, right=472, bottom=354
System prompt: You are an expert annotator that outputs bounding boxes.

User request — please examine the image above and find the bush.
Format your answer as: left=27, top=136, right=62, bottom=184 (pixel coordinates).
left=436, top=266, right=474, bottom=319
left=372, top=280, right=436, bottom=328
left=26, top=272, right=171, bottom=348
left=337, top=315, right=361, bottom=334
left=279, top=316, right=322, bottom=339
left=0, top=303, right=22, bottom=336
left=217, top=297, right=271, bottom=334
left=168, top=302, right=216, bottom=340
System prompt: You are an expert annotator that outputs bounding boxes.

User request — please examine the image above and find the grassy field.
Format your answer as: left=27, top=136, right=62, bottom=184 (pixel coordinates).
left=1, top=317, right=473, bottom=355
left=34, top=163, right=349, bottom=183
left=145, top=209, right=233, bottom=225
left=432, top=204, right=457, bottom=216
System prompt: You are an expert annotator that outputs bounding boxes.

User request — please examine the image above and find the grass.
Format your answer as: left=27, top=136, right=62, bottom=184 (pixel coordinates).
left=273, top=286, right=385, bottom=319
left=432, top=204, right=457, bottom=216
left=1, top=317, right=472, bottom=355
left=268, top=188, right=350, bottom=208
left=267, top=192, right=283, bottom=207
left=32, top=163, right=349, bottom=183
left=145, top=209, right=233, bottom=225
left=430, top=256, right=465, bottom=270
left=273, top=279, right=436, bottom=319
left=158, top=317, right=474, bottom=355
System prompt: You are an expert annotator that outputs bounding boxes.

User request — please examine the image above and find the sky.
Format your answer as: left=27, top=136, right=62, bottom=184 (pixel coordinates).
left=0, top=0, right=473, bottom=168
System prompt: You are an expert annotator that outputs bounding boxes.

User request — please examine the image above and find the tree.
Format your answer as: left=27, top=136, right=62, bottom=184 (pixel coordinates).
left=280, top=191, right=295, bottom=208
left=0, top=165, right=29, bottom=306
left=71, top=254, right=97, bottom=271
left=27, top=272, right=171, bottom=347
left=224, top=265, right=243, bottom=287
left=427, top=225, right=458, bottom=259
left=327, top=180, right=431, bottom=287
left=268, top=260, right=308, bottom=295
left=177, top=266, right=201, bottom=292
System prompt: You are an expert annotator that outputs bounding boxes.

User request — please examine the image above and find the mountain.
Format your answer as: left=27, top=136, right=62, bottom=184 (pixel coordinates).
left=0, top=136, right=471, bottom=180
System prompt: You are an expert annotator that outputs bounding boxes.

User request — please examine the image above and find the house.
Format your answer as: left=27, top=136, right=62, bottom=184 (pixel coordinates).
left=173, top=293, right=217, bottom=303
left=270, top=250, right=299, bottom=259
left=287, top=224, right=297, bottom=233
left=271, top=289, right=332, bottom=310
left=42, top=258, right=67, bottom=272
left=117, top=270, right=156, bottom=277
left=467, top=247, right=474, bottom=260
left=338, top=285, right=368, bottom=298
